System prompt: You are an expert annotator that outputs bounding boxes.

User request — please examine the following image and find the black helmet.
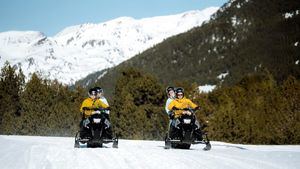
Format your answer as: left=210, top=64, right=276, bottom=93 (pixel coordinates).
left=166, top=86, right=175, bottom=94
left=88, top=88, right=97, bottom=96
left=94, top=86, right=103, bottom=93
left=175, top=87, right=184, bottom=96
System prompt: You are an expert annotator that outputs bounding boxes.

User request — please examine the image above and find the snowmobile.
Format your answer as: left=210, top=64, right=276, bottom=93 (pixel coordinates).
left=74, top=107, right=118, bottom=148
left=164, top=108, right=211, bottom=150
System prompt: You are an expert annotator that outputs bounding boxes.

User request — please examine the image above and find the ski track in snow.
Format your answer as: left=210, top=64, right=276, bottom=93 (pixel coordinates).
left=0, top=135, right=299, bottom=169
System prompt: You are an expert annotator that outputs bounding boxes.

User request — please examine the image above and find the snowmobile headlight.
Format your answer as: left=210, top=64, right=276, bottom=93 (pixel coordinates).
left=93, top=118, right=101, bottom=123
left=183, top=119, right=191, bottom=124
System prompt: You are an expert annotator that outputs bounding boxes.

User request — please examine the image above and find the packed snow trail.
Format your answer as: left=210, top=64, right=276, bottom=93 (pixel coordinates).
left=0, top=135, right=300, bottom=169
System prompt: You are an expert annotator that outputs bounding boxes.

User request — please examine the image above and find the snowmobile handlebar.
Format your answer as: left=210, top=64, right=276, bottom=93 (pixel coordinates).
left=81, top=107, right=110, bottom=117
left=82, top=107, right=110, bottom=111
left=169, top=107, right=197, bottom=118
left=171, top=107, right=198, bottom=112
left=82, top=107, right=110, bottom=114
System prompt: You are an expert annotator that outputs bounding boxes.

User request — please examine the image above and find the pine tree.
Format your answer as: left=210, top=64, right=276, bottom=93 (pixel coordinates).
left=280, top=76, right=300, bottom=144
left=206, top=72, right=300, bottom=144
left=0, top=62, right=25, bottom=134
left=112, top=67, right=167, bottom=139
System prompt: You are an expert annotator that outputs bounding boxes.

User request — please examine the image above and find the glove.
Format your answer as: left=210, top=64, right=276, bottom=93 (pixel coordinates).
left=172, top=107, right=179, bottom=110
left=82, top=107, right=89, bottom=111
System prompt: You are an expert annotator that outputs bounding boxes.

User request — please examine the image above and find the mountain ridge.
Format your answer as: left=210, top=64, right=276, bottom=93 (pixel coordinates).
left=0, top=7, right=218, bottom=84
left=78, top=0, right=299, bottom=98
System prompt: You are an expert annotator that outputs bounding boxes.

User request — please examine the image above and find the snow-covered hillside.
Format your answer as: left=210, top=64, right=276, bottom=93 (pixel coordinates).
left=0, top=135, right=299, bottom=169
left=0, top=7, right=218, bottom=84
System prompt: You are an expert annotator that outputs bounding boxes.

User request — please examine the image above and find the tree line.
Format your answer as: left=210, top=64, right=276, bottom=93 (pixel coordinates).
left=0, top=62, right=84, bottom=136
left=0, top=62, right=299, bottom=144
left=203, top=72, right=300, bottom=144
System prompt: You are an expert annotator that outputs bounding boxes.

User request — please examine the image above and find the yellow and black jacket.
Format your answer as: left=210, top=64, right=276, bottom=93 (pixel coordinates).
left=167, top=97, right=198, bottom=118
left=80, top=97, right=109, bottom=118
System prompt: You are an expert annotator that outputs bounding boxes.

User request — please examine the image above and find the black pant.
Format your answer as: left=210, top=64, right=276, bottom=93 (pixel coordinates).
left=79, top=119, right=91, bottom=138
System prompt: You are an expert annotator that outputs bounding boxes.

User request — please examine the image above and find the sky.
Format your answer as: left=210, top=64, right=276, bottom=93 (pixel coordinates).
left=0, top=0, right=227, bottom=36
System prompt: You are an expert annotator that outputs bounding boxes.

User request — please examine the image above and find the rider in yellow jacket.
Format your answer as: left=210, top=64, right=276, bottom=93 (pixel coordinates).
left=80, top=88, right=109, bottom=118
left=167, top=87, right=198, bottom=118
left=79, top=88, right=110, bottom=139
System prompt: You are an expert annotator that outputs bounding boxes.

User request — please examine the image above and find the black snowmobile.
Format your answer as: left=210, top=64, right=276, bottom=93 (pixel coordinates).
left=74, top=107, right=118, bottom=148
left=165, top=108, right=211, bottom=150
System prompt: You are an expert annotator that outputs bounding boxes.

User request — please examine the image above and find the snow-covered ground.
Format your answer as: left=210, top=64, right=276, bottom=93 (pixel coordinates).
left=0, top=135, right=299, bottom=169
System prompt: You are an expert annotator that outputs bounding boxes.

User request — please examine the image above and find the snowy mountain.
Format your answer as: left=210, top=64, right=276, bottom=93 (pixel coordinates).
left=1, top=135, right=300, bottom=169
left=0, top=7, right=218, bottom=84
